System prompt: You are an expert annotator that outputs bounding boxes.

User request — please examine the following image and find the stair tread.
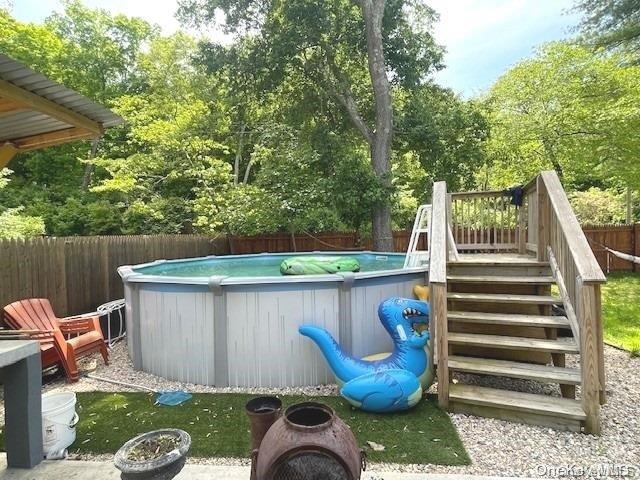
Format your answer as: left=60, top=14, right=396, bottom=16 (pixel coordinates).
left=448, top=260, right=550, bottom=267
left=448, top=332, right=579, bottom=353
left=448, top=311, right=570, bottom=328
left=449, top=384, right=586, bottom=420
left=447, top=275, right=555, bottom=284
left=448, top=292, right=561, bottom=304
left=448, top=355, right=581, bottom=384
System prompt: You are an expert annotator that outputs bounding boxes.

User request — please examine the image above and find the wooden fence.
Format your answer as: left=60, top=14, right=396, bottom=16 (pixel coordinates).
left=582, top=224, right=640, bottom=273
left=1, top=225, right=637, bottom=316
left=0, top=235, right=228, bottom=316
left=228, top=231, right=422, bottom=254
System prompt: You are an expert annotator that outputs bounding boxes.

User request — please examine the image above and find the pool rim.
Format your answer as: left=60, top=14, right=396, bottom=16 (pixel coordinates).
left=118, top=250, right=427, bottom=286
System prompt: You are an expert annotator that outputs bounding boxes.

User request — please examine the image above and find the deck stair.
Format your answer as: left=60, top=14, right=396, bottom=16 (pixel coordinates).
left=428, top=172, right=606, bottom=434
left=442, top=256, right=586, bottom=432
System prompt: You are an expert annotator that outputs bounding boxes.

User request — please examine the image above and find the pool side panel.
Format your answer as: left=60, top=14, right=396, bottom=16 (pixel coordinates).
left=350, top=272, right=426, bottom=358
left=225, top=282, right=340, bottom=388
left=121, top=267, right=142, bottom=370
left=137, top=283, right=215, bottom=385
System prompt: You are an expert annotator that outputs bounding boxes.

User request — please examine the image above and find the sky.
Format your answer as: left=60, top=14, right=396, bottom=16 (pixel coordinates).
left=8, top=0, right=581, bottom=97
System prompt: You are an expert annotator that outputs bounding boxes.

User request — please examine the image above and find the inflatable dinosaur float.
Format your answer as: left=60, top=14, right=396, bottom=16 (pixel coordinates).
left=280, top=256, right=360, bottom=275
left=299, top=297, right=430, bottom=412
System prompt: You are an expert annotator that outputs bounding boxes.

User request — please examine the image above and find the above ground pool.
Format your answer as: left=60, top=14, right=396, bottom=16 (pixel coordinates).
left=119, top=251, right=428, bottom=388
left=133, top=252, right=406, bottom=278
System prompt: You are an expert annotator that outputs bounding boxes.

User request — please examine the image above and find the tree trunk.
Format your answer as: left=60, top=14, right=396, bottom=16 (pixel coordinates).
left=361, top=0, right=394, bottom=251
left=81, top=138, right=100, bottom=190
left=371, top=141, right=394, bottom=251
left=542, top=138, right=564, bottom=181
left=233, top=124, right=246, bottom=185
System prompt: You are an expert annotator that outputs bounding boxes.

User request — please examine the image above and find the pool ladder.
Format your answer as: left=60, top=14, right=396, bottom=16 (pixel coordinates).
left=404, top=204, right=458, bottom=268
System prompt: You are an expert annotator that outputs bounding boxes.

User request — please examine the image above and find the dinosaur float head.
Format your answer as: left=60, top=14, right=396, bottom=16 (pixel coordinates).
left=378, top=297, right=430, bottom=348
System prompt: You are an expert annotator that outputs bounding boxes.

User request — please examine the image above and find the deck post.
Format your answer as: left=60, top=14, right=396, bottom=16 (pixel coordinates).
left=429, top=181, right=449, bottom=409
left=576, top=277, right=601, bottom=434
left=536, top=175, right=549, bottom=261
left=518, top=201, right=526, bottom=254
left=595, top=283, right=606, bottom=405
left=432, top=282, right=448, bottom=409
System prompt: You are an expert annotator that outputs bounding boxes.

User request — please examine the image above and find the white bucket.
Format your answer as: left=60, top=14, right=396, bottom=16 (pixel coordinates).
left=42, top=392, right=79, bottom=459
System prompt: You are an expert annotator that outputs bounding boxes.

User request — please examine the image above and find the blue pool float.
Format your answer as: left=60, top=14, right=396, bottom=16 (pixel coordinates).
left=299, top=297, right=430, bottom=413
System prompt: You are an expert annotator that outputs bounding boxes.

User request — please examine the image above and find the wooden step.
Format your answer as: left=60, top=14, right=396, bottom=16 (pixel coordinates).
left=447, top=275, right=555, bottom=284
left=448, top=265, right=552, bottom=277
left=448, top=356, right=581, bottom=384
left=449, top=384, right=586, bottom=421
left=448, top=332, right=579, bottom=353
left=448, top=292, right=561, bottom=305
left=448, top=311, right=571, bottom=328
left=448, top=259, right=549, bottom=267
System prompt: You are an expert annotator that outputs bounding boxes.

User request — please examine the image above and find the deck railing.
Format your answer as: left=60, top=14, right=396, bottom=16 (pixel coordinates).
left=429, top=181, right=449, bottom=408
left=531, top=171, right=606, bottom=434
left=449, top=189, right=522, bottom=252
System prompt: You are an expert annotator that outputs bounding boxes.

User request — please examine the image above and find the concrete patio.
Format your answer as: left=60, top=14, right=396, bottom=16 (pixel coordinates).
left=0, top=455, right=534, bottom=480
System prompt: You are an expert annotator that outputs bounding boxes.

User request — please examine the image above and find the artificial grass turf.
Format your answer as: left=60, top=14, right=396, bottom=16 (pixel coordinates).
left=5, top=392, right=469, bottom=465
left=601, top=273, right=640, bottom=355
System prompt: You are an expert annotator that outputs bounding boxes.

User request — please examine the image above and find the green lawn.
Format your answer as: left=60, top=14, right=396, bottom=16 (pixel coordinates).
left=602, top=273, right=640, bottom=355
left=2, top=392, right=469, bottom=465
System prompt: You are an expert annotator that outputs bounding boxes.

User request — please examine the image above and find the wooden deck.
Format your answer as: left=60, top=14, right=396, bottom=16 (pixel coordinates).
left=426, top=171, right=606, bottom=434
left=455, top=253, right=540, bottom=263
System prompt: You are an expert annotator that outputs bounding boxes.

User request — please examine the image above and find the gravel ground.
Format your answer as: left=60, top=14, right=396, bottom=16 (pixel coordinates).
left=5, top=342, right=639, bottom=478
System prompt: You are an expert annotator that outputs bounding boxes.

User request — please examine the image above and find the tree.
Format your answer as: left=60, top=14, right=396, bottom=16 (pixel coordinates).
left=574, top=0, right=640, bottom=57
left=569, top=187, right=628, bottom=224
left=46, top=0, right=157, bottom=188
left=396, top=85, right=488, bottom=197
left=0, top=169, right=45, bottom=239
left=178, top=0, right=443, bottom=250
left=1, top=2, right=486, bottom=238
left=483, top=42, right=640, bottom=191
left=91, top=33, right=234, bottom=234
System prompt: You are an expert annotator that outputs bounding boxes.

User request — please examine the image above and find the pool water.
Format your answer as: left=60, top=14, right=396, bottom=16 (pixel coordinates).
left=134, top=253, right=407, bottom=278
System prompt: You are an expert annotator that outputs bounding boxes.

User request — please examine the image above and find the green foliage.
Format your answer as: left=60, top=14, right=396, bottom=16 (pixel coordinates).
left=45, top=0, right=157, bottom=100
left=0, top=2, right=158, bottom=235
left=483, top=42, right=640, bottom=191
left=177, top=0, right=449, bottom=246
left=568, top=187, right=627, bottom=224
left=397, top=85, right=489, bottom=197
left=0, top=208, right=45, bottom=239
left=5, top=0, right=640, bottom=243
left=179, top=0, right=443, bottom=92
left=0, top=170, right=45, bottom=239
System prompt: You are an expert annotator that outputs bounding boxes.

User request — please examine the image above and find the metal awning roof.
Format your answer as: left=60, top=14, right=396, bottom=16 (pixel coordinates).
left=0, top=54, right=123, bottom=168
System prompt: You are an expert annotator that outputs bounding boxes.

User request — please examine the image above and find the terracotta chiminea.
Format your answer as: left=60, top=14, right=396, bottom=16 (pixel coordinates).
left=252, top=401, right=364, bottom=480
